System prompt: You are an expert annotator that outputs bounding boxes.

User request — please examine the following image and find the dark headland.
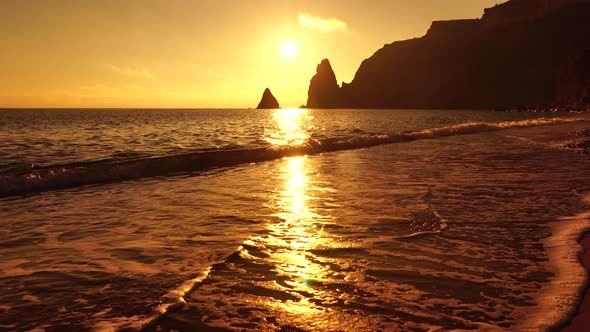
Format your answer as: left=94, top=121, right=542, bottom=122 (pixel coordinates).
left=302, top=0, right=590, bottom=110
left=256, top=88, right=280, bottom=109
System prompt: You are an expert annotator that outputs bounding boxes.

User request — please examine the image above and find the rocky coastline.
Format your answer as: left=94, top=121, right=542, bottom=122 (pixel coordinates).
left=301, top=0, right=590, bottom=110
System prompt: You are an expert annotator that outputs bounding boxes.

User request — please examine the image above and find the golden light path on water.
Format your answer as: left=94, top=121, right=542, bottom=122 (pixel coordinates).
left=264, top=108, right=312, bottom=146
left=261, top=108, right=338, bottom=322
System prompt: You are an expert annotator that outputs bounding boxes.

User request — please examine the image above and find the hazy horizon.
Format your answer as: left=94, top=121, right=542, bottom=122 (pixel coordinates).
left=1, top=0, right=500, bottom=109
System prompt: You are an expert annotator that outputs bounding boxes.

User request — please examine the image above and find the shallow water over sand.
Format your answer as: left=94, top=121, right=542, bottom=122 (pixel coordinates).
left=1, top=110, right=590, bottom=331
left=151, top=122, right=590, bottom=331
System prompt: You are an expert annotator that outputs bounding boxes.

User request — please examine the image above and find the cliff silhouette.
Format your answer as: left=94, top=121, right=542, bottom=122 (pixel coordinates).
left=305, top=0, right=590, bottom=109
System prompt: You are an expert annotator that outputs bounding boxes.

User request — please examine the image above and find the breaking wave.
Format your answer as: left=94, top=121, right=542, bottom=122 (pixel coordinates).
left=0, top=117, right=584, bottom=198
left=89, top=268, right=212, bottom=332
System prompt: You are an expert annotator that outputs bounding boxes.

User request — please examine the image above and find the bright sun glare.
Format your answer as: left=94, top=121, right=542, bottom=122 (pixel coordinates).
left=280, top=41, right=299, bottom=60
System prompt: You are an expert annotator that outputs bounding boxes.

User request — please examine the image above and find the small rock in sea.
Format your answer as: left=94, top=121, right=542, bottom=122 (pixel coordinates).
left=256, top=88, right=280, bottom=109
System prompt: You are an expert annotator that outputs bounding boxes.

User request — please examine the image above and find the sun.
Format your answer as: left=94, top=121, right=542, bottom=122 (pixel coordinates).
left=280, top=40, right=299, bottom=60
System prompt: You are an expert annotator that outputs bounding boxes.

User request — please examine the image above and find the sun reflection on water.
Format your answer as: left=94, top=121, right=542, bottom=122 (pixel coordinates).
left=263, top=155, right=336, bottom=318
left=274, top=156, right=317, bottom=227
left=257, top=107, right=341, bottom=323
left=264, top=108, right=312, bottom=146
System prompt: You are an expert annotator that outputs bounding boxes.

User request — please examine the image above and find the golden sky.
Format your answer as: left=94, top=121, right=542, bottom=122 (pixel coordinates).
left=0, top=0, right=500, bottom=108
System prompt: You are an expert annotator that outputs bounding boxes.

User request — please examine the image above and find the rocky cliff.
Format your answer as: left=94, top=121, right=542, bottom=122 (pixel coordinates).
left=557, top=50, right=590, bottom=104
left=306, top=0, right=590, bottom=109
left=257, top=88, right=280, bottom=109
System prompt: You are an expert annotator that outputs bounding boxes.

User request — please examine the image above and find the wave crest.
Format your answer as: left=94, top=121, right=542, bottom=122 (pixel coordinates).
left=0, top=117, right=584, bottom=198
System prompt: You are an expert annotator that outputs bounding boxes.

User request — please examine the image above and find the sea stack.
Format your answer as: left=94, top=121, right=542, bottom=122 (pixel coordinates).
left=306, top=59, right=342, bottom=108
left=256, top=88, right=280, bottom=109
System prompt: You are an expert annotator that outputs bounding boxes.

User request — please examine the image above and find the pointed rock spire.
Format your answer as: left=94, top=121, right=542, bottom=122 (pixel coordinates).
left=306, top=59, right=342, bottom=108
left=256, top=88, right=280, bottom=109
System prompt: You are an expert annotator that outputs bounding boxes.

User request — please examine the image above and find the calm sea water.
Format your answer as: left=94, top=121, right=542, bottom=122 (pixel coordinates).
left=0, top=108, right=565, bottom=172
left=1, top=109, right=590, bottom=331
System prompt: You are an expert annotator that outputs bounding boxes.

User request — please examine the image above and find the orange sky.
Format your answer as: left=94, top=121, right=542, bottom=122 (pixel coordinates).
left=0, top=0, right=501, bottom=108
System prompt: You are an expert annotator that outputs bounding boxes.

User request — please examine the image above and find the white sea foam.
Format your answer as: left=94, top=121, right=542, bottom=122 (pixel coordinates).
left=514, top=194, right=590, bottom=331
left=90, top=267, right=212, bottom=332
left=405, top=117, right=585, bottom=140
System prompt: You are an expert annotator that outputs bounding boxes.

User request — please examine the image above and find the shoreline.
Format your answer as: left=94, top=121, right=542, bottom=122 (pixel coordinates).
left=559, top=128, right=590, bottom=332
left=512, top=204, right=590, bottom=331
left=560, top=232, right=590, bottom=332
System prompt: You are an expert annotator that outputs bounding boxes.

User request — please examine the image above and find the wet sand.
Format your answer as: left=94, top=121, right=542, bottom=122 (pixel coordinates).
left=561, top=234, right=590, bottom=332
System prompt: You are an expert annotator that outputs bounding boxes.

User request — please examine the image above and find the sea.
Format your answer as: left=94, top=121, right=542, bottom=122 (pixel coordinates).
left=1, top=108, right=590, bottom=331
